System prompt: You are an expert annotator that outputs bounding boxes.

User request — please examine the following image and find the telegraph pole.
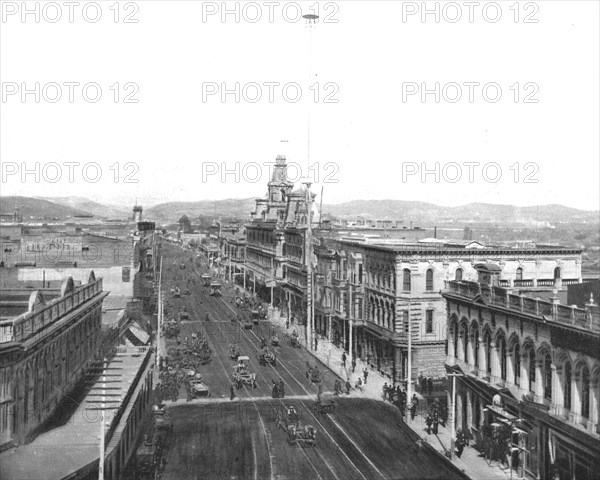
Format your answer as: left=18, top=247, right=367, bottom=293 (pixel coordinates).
left=156, top=256, right=163, bottom=368
left=406, top=296, right=412, bottom=423
left=98, top=357, right=107, bottom=480
left=448, top=372, right=464, bottom=459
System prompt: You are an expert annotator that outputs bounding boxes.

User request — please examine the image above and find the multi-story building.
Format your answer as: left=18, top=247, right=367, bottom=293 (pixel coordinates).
left=243, top=155, right=316, bottom=322
left=313, top=236, right=583, bottom=383
left=443, top=268, right=599, bottom=480
left=0, top=271, right=108, bottom=449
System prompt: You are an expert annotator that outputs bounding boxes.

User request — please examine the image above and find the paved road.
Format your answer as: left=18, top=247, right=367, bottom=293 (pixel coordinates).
left=155, top=244, right=467, bottom=480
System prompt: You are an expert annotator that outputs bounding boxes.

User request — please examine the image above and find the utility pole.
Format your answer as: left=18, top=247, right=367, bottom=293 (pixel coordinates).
left=406, top=295, right=413, bottom=423
left=304, top=181, right=313, bottom=350
left=448, top=372, right=464, bottom=459
left=98, top=357, right=107, bottom=480
left=156, top=256, right=163, bottom=368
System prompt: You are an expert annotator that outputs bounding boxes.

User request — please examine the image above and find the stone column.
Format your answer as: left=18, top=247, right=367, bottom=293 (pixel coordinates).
left=490, top=342, right=500, bottom=384
left=467, top=333, right=475, bottom=369
left=589, top=379, right=599, bottom=433
left=571, top=371, right=581, bottom=423
left=520, top=353, right=529, bottom=396
left=552, top=364, right=563, bottom=415
left=534, top=360, right=544, bottom=401
left=447, top=325, right=456, bottom=362
left=457, top=331, right=465, bottom=362
left=478, top=338, right=486, bottom=379
left=506, top=350, right=515, bottom=387
left=466, top=389, right=473, bottom=428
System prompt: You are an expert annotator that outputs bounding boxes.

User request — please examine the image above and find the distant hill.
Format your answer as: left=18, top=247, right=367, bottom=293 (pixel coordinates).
left=320, top=201, right=599, bottom=225
left=37, top=196, right=130, bottom=219
left=2, top=195, right=597, bottom=226
left=0, top=196, right=93, bottom=219
left=145, top=199, right=256, bottom=223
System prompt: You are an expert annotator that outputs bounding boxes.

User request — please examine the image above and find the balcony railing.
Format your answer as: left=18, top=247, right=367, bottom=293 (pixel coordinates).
left=445, top=280, right=599, bottom=332
left=513, top=279, right=534, bottom=287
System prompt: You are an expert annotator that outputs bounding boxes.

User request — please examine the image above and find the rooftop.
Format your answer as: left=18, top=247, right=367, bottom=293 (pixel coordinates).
left=0, top=347, right=152, bottom=480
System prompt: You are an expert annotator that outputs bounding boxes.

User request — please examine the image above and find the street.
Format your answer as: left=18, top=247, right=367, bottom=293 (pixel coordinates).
left=155, top=243, right=466, bottom=480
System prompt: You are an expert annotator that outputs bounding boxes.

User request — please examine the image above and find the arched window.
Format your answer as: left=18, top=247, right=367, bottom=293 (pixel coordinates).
left=473, top=325, right=480, bottom=368
left=554, top=267, right=561, bottom=280
left=528, top=348, right=536, bottom=392
left=516, top=267, right=523, bottom=281
left=485, top=331, right=492, bottom=377
left=455, top=268, right=463, bottom=281
left=498, top=337, right=507, bottom=380
left=513, top=343, right=521, bottom=385
left=581, top=366, right=590, bottom=418
left=564, top=361, right=572, bottom=409
left=462, top=324, right=469, bottom=362
left=426, top=269, right=434, bottom=291
left=543, top=353, right=552, bottom=400
left=453, top=323, right=459, bottom=359
left=403, top=269, right=411, bottom=291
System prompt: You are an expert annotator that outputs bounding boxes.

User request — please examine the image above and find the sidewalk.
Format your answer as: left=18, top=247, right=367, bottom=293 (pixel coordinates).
left=265, top=306, right=516, bottom=480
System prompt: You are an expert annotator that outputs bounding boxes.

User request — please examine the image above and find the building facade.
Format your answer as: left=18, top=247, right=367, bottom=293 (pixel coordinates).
left=0, top=271, right=108, bottom=449
left=443, top=271, right=599, bottom=480
left=313, top=238, right=584, bottom=383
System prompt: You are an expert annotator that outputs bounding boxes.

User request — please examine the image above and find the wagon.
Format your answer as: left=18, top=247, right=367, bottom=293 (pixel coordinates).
left=233, top=356, right=257, bottom=389
left=243, top=319, right=253, bottom=330
left=228, top=344, right=240, bottom=360
left=209, top=282, right=222, bottom=297
left=201, top=274, right=211, bottom=287
left=188, top=379, right=210, bottom=398
left=257, top=349, right=277, bottom=367
left=313, top=396, right=336, bottom=415
left=287, top=424, right=316, bottom=448
left=153, top=405, right=173, bottom=432
left=270, top=334, right=280, bottom=347
left=275, top=405, right=299, bottom=431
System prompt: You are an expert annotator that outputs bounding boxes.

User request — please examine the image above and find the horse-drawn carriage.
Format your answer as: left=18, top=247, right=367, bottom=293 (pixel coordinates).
left=153, top=405, right=173, bottom=433
left=251, top=309, right=266, bottom=325
left=270, top=334, right=280, bottom=347
left=163, top=320, right=180, bottom=339
left=287, top=424, right=316, bottom=448
left=201, top=274, right=211, bottom=287
left=209, top=282, right=222, bottom=297
left=313, top=395, right=336, bottom=415
left=233, top=356, right=257, bottom=389
left=286, top=330, right=301, bottom=348
left=187, top=377, right=210, bottom=398
left=228, top=343, right=240, bottom=360
left=178, top=307, right=190, bottom=321
left=243, top=319, right=253, bottom=330
left=306, top=363, right=323, bottom=384
left=258, top=348, right=277, bottom=367
left=275, top=405, right=299, bottom=430
left=171, top=286, right=181, bottom=298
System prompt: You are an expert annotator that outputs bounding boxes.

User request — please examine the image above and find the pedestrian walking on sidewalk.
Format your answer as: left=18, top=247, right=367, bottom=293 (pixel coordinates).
left=230, top=383, right=235, bottom=401
left=345, top=379, right=351, bottom=395
left=427, top=377, right=433, bottom=396
left=363, top=368, right=368, bottom=384
left=411, top=394, right=418, bottom=420
left=351, top=357, right=356, bottom=373
left=382, top=382, right=389, bottom=401
left=429, top=398, right=440, bottom=434
left=341, top=352, right=347, bottom=368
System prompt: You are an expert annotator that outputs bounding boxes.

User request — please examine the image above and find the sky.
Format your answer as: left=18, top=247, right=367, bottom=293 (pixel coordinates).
left=1, top=0, right=599, bottom=210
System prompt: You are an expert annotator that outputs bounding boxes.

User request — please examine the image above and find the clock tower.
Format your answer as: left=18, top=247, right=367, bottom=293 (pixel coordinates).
left=268, top=155, right=293, bottom=204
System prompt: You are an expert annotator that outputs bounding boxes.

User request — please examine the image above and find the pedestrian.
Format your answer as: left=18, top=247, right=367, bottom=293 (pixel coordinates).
left=341, top=352, right=347, bottom=368
left=429, top=398, right=440, bottom=434
left=455, top=429, right=466, bottom=458
left=279, top=380, right=285, bottom=398
left=427, top=377, right=433, bottom=396
left=363, top=367, right=368, bottom=384
left=355, top=377, right=363, bottom=391
left=382, top=382, right=388, bottom=401
left=418, top=372, right=423, bottom=392
left=410, top=394, right=418, bottom=420
left=351, top=357, right=356, bottom=373
left=345, top=379, right=351, bottom=395
left=230, top=383, right=235, bottom=400
left=426, top=414, right=433, bottom=434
